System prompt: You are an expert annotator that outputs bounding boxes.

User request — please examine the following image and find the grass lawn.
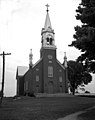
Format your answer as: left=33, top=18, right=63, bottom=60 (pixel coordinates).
left=0, top=96, right=95, bottom=120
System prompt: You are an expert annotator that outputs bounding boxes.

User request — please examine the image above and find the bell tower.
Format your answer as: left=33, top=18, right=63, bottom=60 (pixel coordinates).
left=40, top=4, right=56, bottom=58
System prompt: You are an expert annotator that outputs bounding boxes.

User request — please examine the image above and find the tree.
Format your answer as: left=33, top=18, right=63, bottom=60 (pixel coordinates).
left=67, top=60, right=92, bottom=95
left=69, top=0, right=95, bottom=73
left=0, top=91, right=1, bottom=97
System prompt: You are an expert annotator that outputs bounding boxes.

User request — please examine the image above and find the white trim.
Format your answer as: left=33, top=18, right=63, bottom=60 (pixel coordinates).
left=42, top=46, right=57, bottom=50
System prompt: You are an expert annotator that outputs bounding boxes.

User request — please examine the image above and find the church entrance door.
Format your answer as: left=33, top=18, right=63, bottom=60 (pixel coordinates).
left=48, top=81, right=53, bottom=94
left=36, top=85, right=39, bottom=93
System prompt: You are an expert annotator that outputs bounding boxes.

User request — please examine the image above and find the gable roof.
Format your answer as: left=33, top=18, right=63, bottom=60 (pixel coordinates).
left=57, top=60, right=65, bottom=70
left=32, top=58, right=42, bottom=68
left=16, top=66, right=29, bottom=79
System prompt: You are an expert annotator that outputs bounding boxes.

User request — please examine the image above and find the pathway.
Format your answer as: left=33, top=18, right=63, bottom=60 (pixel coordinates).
left=57, top=106, right=95, bottom=120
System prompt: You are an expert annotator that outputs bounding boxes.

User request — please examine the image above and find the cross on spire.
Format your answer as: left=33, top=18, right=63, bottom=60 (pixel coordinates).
left=46, top=4, right=50, bottom=12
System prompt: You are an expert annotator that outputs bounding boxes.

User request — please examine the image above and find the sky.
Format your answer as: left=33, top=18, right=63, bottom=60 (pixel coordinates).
left=0, top=0, right=95, bottom=96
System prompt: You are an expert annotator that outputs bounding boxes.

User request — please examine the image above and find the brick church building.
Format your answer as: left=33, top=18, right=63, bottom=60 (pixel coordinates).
left=16, top=5, right=68, bottom=96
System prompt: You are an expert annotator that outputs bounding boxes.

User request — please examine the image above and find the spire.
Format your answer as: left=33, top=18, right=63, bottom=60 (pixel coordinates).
left=41, top=4, right=56, bottom=49
left=64, top=52, right=67, bottom=68
left=64, top=52, right=67, bottom=60
left=44, top=4, right=52, bottom=30
left=29, top=49, right=33, bottom=68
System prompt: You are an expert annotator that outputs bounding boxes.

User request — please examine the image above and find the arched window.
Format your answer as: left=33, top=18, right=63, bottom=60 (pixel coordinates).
left=36, top=75, right=39, bottom=82
left=25, top=81, right=28, bottom=90
left=47, top=37, right=49, bottom=45
left=50, top=38, right=53, bottom=45
left=48, top=66, right=53, bottom=77
left=59, top=76, right=62, bottom=82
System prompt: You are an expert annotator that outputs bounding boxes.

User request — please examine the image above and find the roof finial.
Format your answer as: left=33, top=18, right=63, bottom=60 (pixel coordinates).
left=64, top=52, right=67, bottom=68
left=46, top=4, right=50, bottom=12
left=29, top=49, right=33, bottom=69
left=64, top=52, right=67, bottom=59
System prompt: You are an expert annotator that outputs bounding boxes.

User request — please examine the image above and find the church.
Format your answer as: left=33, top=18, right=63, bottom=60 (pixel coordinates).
left=16, top=5, right=68, bottom=96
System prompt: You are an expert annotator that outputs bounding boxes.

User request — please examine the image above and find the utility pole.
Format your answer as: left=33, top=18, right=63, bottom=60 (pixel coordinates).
left=0, top=51, right=11, bottom=106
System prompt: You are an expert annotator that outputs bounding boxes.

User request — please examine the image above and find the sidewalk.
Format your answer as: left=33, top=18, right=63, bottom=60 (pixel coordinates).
left=58, top=106, right=95, bottom=120
left=58, top=111, right=85, bottom=120
left=77, top=106, right=95, bottom=120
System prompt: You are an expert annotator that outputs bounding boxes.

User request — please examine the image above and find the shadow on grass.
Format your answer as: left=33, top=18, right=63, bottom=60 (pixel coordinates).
left=77, top=95, right=95, bottom=98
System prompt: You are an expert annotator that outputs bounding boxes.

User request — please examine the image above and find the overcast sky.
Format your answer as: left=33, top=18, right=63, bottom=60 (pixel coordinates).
left=0, top=0, right=95, bottom=96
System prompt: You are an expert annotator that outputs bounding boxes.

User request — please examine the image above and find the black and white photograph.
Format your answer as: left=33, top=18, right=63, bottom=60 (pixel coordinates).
left=0, top=0, right=95, bottom=120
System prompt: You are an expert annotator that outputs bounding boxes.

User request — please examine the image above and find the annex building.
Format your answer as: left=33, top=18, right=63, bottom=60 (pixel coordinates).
left=16, top=5, right=68, bottom=96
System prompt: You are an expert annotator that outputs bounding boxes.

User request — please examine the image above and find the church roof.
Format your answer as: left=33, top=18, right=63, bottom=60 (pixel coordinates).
left=16, top=66, right=29, bottom=79
left=44, top=11, right=52, bottom=30
left=57, top=60, right=65, bottom=70
left=32, top=58, right=42, bottom=68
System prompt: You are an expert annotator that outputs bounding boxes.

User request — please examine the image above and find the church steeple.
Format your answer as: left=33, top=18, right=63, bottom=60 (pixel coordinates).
left=44, top=4, right=52, bottom=30
left=41, top=4, right=56, bottom=49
